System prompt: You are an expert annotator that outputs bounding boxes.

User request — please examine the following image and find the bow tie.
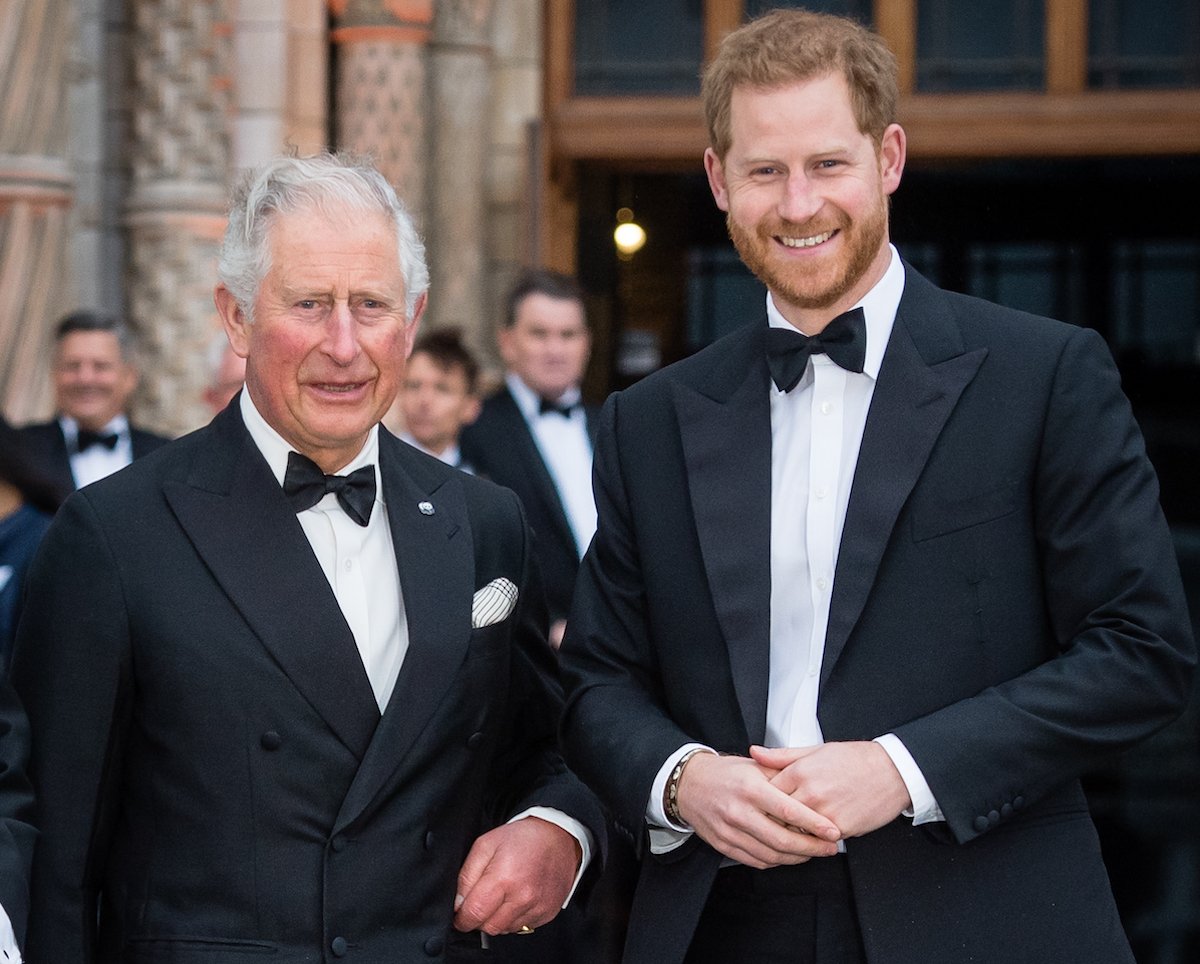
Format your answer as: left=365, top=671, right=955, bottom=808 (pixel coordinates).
left=538, top=396, right=577, bottom=418
left=76, top=429, right=120, bottom=452
left=765, top=307, right=867, bottom=393
left=282, top=451, right=376, bottom=527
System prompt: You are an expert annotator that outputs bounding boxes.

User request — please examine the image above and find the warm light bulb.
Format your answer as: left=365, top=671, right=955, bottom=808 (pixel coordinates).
left=614, top=220, right=647, bottom=255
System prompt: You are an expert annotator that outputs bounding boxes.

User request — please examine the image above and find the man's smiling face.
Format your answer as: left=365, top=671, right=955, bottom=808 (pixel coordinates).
left=705, top=72, right=904, bottom=333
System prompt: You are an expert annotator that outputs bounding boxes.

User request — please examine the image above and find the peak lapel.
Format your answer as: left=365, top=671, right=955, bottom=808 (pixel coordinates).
left=673, top=326, right=773, bottom=746
left=335, top=434, right=472, bottom=832
left=163, top=405, right=380, bottom=760
left=821, top=271, right=987, bottom=688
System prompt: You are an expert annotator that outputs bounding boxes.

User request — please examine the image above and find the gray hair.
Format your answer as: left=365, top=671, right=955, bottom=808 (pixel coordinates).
left=217, top=152, right=429, bottom=320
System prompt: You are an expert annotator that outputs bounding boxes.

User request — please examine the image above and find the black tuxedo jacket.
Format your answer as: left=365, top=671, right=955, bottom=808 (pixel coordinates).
left=19, top=419, right=170, bottom=493
left=12, top=401, right=603, bottom=963
left=560, top=265, right=1195, bottom=964
left=0, top=678, right=36, bottom=949
left=460, top=388, right=599, bottom=622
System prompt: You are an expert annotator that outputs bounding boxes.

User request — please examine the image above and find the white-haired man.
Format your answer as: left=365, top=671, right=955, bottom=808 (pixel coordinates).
left=13, top=153, right=603, bottom=963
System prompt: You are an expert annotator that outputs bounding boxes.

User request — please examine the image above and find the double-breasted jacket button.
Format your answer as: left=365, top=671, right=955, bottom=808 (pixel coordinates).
left=260, top=730, right=282, bottom=751
left=467, top=731, right=484, bottom=750
left=424, top=935, right=445, bottom=956
left=330, top=835, right=347, bottom=853
left=330, top=935, right=348, bottom=957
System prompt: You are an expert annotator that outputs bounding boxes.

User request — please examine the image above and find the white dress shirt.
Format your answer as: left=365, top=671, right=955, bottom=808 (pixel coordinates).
left=0, top=906, right=19, bottom=961
left=648, top=247, right=942, bottom=851
left=240, top=391, right=591, bottom=895
left=62, top=414, right=134, bottom=488
left=506, top=374, right=597, bottom=558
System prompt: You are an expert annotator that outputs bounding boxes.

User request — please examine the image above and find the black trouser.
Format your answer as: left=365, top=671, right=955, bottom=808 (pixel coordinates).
left=684, top=859, right=866, bottom=964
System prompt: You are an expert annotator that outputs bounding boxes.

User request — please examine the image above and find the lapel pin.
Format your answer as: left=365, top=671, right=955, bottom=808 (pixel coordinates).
left=418, top=501, right=435, bottom=516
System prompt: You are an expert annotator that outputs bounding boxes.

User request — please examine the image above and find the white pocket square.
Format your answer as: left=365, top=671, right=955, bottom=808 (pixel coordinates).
left=472, top=577, right=519, bottom=628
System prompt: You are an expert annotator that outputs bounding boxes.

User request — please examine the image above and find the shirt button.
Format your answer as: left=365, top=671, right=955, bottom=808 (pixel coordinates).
left=815, top=486, right=829, bottom=500
left=816, top=578, right=829, bottom=591
left=820, top=401, right=833, bottom=415
left=344, top=559, right=353, bottom=572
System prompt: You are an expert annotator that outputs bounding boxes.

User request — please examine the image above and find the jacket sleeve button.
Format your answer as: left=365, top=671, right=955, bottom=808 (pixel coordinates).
left=973, top=815, right=990, bottom=833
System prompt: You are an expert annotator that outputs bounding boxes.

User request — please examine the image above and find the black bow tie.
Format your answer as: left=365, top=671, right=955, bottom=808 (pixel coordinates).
left=76, top=429, right=120, bottom=452
left=538, top=396, right=577, bottom=418
left=765, top=307, right=867, bottom=392
left=282, top=451, right=376, bottom=527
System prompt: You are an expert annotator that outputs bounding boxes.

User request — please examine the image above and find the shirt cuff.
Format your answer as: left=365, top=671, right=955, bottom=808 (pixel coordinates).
left=645, top=743, right=716, bottom=853
left=509, top=807, right=593, bottom=906
left=0, top=901, right=21, bottom=963
left=874, top=733, right=945, bottom=825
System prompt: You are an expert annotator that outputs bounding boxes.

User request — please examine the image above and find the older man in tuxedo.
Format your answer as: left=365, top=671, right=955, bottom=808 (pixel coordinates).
left=19, top=311, right=169, bottom=493
left=559, top=10, right=1194, bottom=964
left=13, top=153, right=603, bottom=963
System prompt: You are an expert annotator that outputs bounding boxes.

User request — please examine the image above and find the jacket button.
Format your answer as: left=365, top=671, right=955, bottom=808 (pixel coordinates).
left=331, top=936, right=348, bottom=957
left=424, top=935, right=445, bottom=956
left=260, top=730, right=282, bottom=751
left=331, top=835, right=347, bottom=853
left=424, top=830, right=435, bottom=850
left=467, top=731, right=484, bottom=749
left=973, top=815, right=989, bottom=833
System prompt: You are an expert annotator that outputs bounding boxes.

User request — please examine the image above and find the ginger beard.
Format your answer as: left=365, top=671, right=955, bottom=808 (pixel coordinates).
left=726, top=185, right=889, bottom=313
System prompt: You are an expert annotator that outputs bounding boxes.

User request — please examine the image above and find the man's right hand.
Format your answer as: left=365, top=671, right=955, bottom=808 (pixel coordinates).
left=674, top=753, right=841, bottom=868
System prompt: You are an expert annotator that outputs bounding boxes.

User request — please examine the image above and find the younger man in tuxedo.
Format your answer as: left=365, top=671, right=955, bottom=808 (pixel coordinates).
left=13, top=153, right=603, bottom=962
left=559, top=10, right=1194, bottom=964
left=398, top=327, right=481, bottom=471
left=20, top=311, right=169, bottom=493
left=460, top=271, right=596, bottom=649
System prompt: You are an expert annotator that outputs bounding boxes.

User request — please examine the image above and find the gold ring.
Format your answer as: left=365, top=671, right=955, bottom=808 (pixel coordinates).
left=517, top=925, right=535, bottom=935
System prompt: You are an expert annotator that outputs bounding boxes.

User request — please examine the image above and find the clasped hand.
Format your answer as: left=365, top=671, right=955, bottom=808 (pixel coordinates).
left=675, top=742, right=911, bottom=869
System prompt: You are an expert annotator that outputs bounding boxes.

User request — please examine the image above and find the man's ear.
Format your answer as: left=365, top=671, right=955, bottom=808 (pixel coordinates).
left=214, top=286, right=250, bottom=358
left=704, top=147, right=731, bottom=213
left=879, top=123, right=907, bottom=196
left=404, top=292, right=428, bottom=360
left=461, top=395, right=482, bottom=428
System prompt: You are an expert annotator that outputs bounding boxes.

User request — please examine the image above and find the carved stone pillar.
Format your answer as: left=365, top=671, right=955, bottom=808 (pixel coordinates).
left=124, top=0, right=233, bottom=436
left=331, top=0, right=433, bottom=225
left=427, top=0, right=494, bottom=346
left=0, top=0, right=73, bottom=421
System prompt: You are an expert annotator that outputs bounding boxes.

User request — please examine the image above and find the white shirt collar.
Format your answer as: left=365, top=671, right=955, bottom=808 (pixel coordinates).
left=506, top=372, right=582, bottom=419
left=765, top=243, right=905, bottom=381
left=238, top=388, right=382, bottom=501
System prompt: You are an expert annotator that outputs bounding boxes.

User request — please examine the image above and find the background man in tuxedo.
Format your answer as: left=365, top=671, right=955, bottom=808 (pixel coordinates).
left=460, top=270, right=596, bottom=650
left=19, top=311, right=169, bottom=493
left=202, top=329, right=248, bottom=415
left=12, top=153, right=603, bottom=963
left=0, top=678, right=35, bottom=961
left=559, top=10, right=1195, bottom=964
left=398, top=327, right=481, bottom=471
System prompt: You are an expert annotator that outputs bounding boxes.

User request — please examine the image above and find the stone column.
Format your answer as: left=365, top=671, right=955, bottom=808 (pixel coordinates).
left=427, top=0, right=494, bottom=346
left=0, top=0, right=73, bottom=421
left=124, top=0, right=233, bottom=436
left=331, top=0, right=433, bottom=226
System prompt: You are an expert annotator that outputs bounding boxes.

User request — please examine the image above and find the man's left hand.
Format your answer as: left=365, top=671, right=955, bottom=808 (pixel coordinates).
left=453, top=816, right=581, bottom=936
left=750, top=742, right=912, bottom=839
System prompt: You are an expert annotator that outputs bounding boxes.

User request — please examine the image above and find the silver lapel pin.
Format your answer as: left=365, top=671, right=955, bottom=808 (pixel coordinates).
left=418, top=501, right=435, bottom=516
